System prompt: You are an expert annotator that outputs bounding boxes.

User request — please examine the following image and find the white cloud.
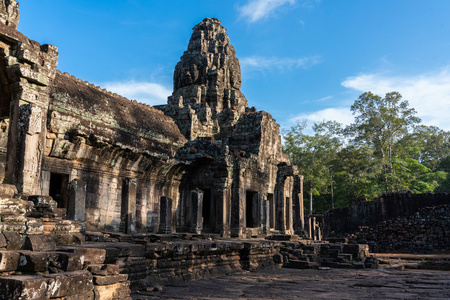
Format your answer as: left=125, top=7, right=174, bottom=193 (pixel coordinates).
left=102, top=81, right=171, bottom=106
left=289, top=107, right=354, bottom=127
left=240, top=56, right=321, bottom=71
left=342, top=68, right=450, bottom=131
left=239, top=0, right=296, bottom=22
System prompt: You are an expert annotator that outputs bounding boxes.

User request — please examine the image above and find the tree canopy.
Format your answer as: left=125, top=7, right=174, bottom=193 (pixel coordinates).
left=283, top=91, right=450, bottom=214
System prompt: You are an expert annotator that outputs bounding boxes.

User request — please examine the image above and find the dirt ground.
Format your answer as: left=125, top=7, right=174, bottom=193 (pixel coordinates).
left=131, top=267, right=450, bottom=300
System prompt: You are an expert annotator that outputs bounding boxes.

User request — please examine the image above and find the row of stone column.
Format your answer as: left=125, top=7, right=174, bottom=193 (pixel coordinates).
left=158, top=187, right=304, bottom=237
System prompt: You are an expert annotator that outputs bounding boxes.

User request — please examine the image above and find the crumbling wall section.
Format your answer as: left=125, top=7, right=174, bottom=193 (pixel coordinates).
left=353, top=204, right=450, bottom=253
left=324, top=192, right=450, bottom=238
left=0, top=7, right=59, bottom=194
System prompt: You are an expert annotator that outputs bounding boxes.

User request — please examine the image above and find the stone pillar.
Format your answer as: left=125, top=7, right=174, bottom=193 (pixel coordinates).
left=190, top=189, right=203, bottom=234
left=293, top=175, right=305, bottom=235
left=230, top=166, right=244, bottom=237
left=274, top=178, right=286, bottom=232
left=159, top=196, right=173, bottom=234
left=67, top=178, right=86, bottom=230
left=215, top=188, right=231, bottom=238
left=262, top=198, right=270, bottom=234
left=285, top=193, right=293, bottom=234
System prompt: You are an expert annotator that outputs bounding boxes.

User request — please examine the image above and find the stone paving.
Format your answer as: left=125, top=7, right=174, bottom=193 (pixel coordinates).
left=132, top=268, right=450, bottom=299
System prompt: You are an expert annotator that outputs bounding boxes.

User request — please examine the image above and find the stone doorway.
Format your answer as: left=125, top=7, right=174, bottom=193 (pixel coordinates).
left=120, top=178, right=130, bottom=233
left=49, top=173, right=69, bottom=209
left=246, top=191, right=258, bottom=228
left=202, top=189, right=216, bottom=233
left=268, top=193, right=275, bottom=229
left=120, top=178, right=137, bottom=234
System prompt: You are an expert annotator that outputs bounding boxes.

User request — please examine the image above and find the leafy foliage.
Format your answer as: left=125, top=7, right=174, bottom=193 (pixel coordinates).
left=283, top=91, right=450, bottom=214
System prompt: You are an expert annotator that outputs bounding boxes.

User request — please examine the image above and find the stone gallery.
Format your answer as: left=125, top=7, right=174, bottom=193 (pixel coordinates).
left=0, top=1, right=304, bottom=239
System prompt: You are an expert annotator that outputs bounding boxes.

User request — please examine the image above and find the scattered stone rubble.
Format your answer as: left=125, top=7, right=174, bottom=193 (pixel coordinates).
left=324, top=192, right=450, bottom=254
left=351, top=204, right=450, bottom=253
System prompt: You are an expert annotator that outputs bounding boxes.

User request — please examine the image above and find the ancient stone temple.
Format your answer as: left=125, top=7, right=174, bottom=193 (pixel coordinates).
left=0, top=1, right=304, bottom=238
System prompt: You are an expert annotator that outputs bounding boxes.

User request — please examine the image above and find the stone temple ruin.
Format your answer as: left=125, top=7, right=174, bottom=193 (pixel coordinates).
left=0, top=2, right=304, bottom=239
left=1, top=1, right=449, bottom=299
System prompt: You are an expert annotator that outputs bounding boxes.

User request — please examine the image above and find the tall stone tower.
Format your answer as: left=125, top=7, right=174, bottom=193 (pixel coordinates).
left=0, top=0, right=19, bottom=28
left=158, top=18, right=249, bottom=141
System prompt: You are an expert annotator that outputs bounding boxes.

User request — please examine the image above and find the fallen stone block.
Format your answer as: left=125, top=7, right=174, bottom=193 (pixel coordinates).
left=93, top=281, right=131, bottom=300
left=18, top=251, right=53, bottom=273
left=93, top=274, right=128, bottom=286
left=3, top=232, right=23, bottom=250
left=272, top=253, right=283, bottom=264
left=0, top=275, right=49, bottom=300
left=24, top=234, right=57, bottom=251
left=0, top=198, right=31, bottom=216
left=343, top=244, right=369, bottom=259
left=58, top=246, right=106, bottom=266
left=45, top=271, right=94, bottom=298
left=84, top=231, right=106, bottom=242
left=0, top=233, right=6, bottom=248
left=0, top=251, right=20, bottom=272
left=284, top=259, right=319, bottom=269
left=49, top=252, right=84, bottom=272
left=28, top=195, right=57, bottom=212
left=25, top=218, right=44, bottom=235
left=51, top=291, right=94, bottom=300
left=2, top=215, right=27, bottom=223
left=87, top=264, right=119, bottom=275
left=0, top=223, right=27, bottom=234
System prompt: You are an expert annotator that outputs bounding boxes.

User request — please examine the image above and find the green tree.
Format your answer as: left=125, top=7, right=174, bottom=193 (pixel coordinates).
left=333, top=145, right=382, bottom=206
left=283, top=120, right=343, bottom=214
left=346, top=91, right=421, bottom=192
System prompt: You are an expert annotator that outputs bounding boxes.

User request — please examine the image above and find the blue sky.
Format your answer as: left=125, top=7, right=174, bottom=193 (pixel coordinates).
left=18, top=0, right=450, bottom=131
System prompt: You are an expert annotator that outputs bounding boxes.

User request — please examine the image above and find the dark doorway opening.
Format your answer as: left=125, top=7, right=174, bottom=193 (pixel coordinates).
left=268, top=193, right=274, bottom=229
left=49, top=173, right=69, bottom=209
left=120, top=178, right=130, bottom=233
left=246, top=191, right=258, bottom=228
left=202, top=189, right=211, bottom=229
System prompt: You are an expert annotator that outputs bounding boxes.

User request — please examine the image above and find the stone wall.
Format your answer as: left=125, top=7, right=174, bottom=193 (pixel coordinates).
left=324, top=192, right=450, bottom=237
left=353, top=204, right=450, bottom=253
left=43, top=71, right=188, bottom=232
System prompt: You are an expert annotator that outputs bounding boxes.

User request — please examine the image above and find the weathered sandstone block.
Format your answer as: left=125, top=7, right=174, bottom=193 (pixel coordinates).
left=29, top=195, right=57, bottom=212
left=0, top=251, right=20, bottom=272
left=58, top=246, right=106, bottom=266
left=3, top=232, right=23, bottom=250
left=24, top=234, right=56, bottom=252
left=87, top=264, right=119, bottom=276
left=0, top=184, right=17, bottom=198
left=0, top=198, right=31, bottom=216
left=0, top=233, right=6, bottom=248
left=45, top=271, right=94, bottom=298
left=18, top=251, right=51, bottom=273
left=0, top=275, right=49, bottom=300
